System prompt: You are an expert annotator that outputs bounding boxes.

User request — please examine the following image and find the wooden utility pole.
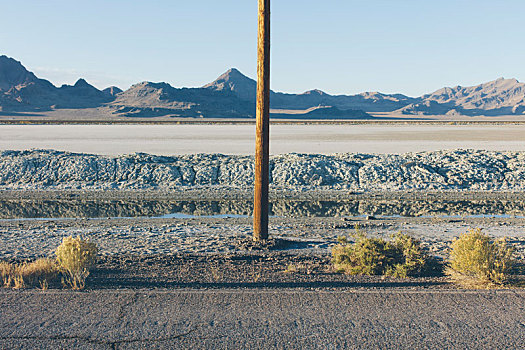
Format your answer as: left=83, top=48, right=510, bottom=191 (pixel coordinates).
left=254, top=0, right=270, bottom=241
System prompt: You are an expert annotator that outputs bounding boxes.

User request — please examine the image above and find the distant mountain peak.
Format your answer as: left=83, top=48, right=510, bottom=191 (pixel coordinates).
left=204, top=68, right=255, bottom=86
left=486, top=77, right=520, bottom=87
left=301, top=89, right=329, bottom=96
left=223, top=67, right=243, bottom=76
left=0, top=55, right=39, bottom=91
left=74, top=78, right=90, bottom=87
left=130, top=81, right=174, bottom=90
left=203, top=68, right=256, bottom=101
left=103, top=86, right=123, bottom=97
left=0, top=55, right=23, bottom=66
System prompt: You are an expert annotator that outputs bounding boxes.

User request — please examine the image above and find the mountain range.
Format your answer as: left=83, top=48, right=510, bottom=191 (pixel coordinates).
left=1, top=55, right=525, bottom=118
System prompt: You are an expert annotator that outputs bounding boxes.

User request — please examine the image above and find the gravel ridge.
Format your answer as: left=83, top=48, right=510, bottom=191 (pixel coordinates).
left=1, top=149, right=525, bottom=191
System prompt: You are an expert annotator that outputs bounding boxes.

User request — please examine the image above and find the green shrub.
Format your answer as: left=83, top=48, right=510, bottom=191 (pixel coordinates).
left=332, top=228, right=433, bottom=278
left=55, top=236, right=98, bottom=290
left=447, top=228, right=514, bottom=287
left=389, top=233, right=434, bottom=277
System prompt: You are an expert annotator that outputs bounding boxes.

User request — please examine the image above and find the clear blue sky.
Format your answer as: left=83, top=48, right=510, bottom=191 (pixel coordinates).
left=2, top=0, right=524, bottom=96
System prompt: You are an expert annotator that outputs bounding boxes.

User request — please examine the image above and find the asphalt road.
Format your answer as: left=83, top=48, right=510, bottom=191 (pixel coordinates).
left=1, top=289, right=524, bottom=349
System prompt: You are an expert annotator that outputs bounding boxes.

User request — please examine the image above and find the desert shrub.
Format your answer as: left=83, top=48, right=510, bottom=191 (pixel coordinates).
left=19, top=258, right=59, bottom=289
left=332, top=229, right=433, bottom=278
left=388, top=233, right=434, bottom=277
left=447, top=228, right=514, bottom=287
left=0, top=259, right=59, bottom=289
left=0, top=262, right=15, bottom=287
left=55, top=236, right=98, bottom=290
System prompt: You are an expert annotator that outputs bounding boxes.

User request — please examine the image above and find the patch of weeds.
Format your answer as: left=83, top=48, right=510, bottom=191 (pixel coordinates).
left=446, top=228, right=515, bottom=288
left=283, top=263, right=314, bottom=275
left=251, top=263, right=263, bottom=283
left=13, top=273, right=25, bottom=289
left=0, top=262, right=15, bottom=287
left=332, top=226, right=436, bottom=277
left=39, top=279, right=49, bottom=291
left=55, top=236, right=98, bottom=290
left=0, top=259, right=59, bottom=289
left=283, top=264, right=299, bottom=274
left=208, top=261, right=223, bottom=282
left=249, top=260, right=268, bottom=283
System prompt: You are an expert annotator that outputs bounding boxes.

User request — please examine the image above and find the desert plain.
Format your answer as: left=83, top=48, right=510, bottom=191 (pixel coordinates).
left=1, top=122, right=525, bottom=155
left=1, top=121, right=525, bottom=349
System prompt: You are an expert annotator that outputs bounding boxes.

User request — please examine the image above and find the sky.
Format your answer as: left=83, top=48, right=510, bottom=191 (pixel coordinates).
left=1, top=0, right=524, bottom=97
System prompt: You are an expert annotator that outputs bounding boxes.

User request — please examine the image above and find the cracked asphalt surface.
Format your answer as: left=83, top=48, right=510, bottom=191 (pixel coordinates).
left=1, top=289, right=524, bottom=349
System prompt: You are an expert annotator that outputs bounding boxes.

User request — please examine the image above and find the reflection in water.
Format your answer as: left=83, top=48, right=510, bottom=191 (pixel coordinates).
left=1, top=199, right=525, bottom=219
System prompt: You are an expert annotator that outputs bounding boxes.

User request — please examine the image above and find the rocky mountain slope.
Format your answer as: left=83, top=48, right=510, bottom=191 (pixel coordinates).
left=0, top=56, right=57, bottom=110
left=204, top=69, right=416, bottom=112
left=203, top=68, right=256, bottom=102
left=0, top=56, right=113, bottom=111
left=106, top=81, right=254, bottom=118
left=1, top=149, right=524, bottom=191
left=0, top=56, right=42, bottom=91
left=1, top=55, right=525, bottom=117
left=397, top=78, right=525, bottom=116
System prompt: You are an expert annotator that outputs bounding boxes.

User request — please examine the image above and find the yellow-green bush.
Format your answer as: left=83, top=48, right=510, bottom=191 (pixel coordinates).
left=55, top=236, right=98, bottom=290
left=332, top=230, right=433, bottom=278
left=0, top=259, right=59, bottom=289
left=447, top=228, right=514, bottom=287
left=1, top=237, right=98, bottom=291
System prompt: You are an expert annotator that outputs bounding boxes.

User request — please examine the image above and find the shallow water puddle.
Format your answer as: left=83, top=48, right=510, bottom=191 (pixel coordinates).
left=1, top=199, right=525, bottom=220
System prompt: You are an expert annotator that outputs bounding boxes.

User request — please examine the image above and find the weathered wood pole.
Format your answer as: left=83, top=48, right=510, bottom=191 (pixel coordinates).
left=254, top=0, right=270, bottom=241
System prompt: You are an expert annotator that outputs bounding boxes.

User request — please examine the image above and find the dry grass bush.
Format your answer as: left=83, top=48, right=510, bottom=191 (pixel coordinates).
left=446, top=228, right=515, bottom=288
left=332, top=227, right=434, bottom=278
left=20, top=258, right=60, bottom=289
left=0, top=262, right=15, bottom=287
left=55, top=236, right=98, bottom=290
left=0, top=259, right=59, bottom=289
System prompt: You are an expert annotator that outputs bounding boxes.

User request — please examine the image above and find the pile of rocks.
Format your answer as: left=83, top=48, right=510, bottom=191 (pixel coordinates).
left=0, top=149, right=524, bottom=192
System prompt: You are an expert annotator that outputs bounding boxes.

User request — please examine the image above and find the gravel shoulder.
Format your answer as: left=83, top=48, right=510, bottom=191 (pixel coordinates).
left=2, top=215, right=525, bottom=260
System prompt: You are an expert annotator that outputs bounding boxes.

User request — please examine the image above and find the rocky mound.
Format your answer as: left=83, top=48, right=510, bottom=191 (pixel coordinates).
left=1, top=149, right=524, bottom=191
